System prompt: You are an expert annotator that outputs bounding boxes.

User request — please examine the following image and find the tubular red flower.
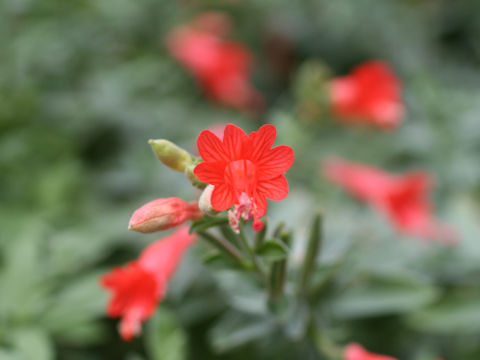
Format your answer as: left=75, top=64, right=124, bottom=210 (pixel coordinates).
left=344, top=343, right=397, bottom=360
left=323, top=158, right=457, bottom=244
left=100, top=227, right=196, bottom=341
left=128, top=197, right=202, bottom=233
left=101, top=262, right=160, bottom=341
left=194, top=124, right=294, bottom=231
left=329, top=61, right=404, bottom=130
left=166, top=13, right=264, bottom=113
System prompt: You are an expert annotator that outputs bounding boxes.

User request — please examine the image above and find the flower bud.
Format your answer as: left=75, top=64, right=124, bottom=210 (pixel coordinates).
left=198, top=185, right=218, bottom=215
left=294, top=60, right=331, bottom=123
left=149, top=139, right=193, bottom=173
left=128, top=197, right=202, bottom=233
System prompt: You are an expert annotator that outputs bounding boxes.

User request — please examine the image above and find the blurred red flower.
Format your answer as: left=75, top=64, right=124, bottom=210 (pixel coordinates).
left=194, top=124, right=294, bottom=231
left=329, top=61, right=404, bottom=129
left=208, top=122, right=228, bottom=141
left=323, top=158, right=457, bottom=244
left=166, top=12, right=264, bottom=113
left=344, top=343, right=397, bottom=360
left=100, top=227, right=195, bottom=341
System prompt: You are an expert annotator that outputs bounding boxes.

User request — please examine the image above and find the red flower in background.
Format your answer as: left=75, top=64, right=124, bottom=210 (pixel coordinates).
left=323, top=158, right=457, bottom=244
left=194, top=124, right=294, bottom=232
left=101, top=227, right=196, bottom=341
left=208, top=122, right=228, bottom=141
left=166, top=12, right=264, bottom=113
left=330, top=61, right=404, bottom=129
left=344, top=343, right=397, bottom=360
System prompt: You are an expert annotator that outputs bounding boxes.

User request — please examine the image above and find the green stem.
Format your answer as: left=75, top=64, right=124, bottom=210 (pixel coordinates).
left=198, top=231, right=248, bottom=268
left=254, top=218, right=267, bottom=251
left=299, top=211, right=323, bottom=295
left=272, top=222, right=285, bottom=241
left=269, top=224, right=290, bottom=301
left=238, top=224, right=268, bottom=280
left=269, top=260, right=286, bottom=301
left=220, top=224, right=243, bottom=250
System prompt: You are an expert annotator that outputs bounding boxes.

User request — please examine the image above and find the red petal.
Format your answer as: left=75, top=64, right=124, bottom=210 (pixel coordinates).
left=194, top=161, right=225, bottom=185
left=344, top=343, right=397, bottom=360
left=330, top=61, right=403, bottom=129
left=139, top=227, right=196, bottom=282
left=222, top=124, right=248, bottom=160
left=399, top=171, right=432, bottom=193
left=211, top=183, right=236, bottom=211
left=100, top=262, right=159, bottom=338
left=197, top=129, right=229, bottom=162
left=323, top=158, right=393, bottom=202
left=257, top=176, right=289, bottom=201
left=248, top=124, right=276, bottom=161
left=253, top=193, right=267, bottom=218
left=257, top=145, right=294, bottom=180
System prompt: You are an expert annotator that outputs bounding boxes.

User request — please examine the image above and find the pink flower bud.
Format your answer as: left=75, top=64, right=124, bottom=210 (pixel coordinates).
left=128, top=198, right=202, bottom=233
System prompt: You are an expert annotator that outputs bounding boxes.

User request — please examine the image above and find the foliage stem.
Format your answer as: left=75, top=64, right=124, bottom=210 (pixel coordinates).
left=238, top=224, right=268, bottom=281
left=197, top=230, right=247, bottom=268
left=299, top=211, right=323, bottom=295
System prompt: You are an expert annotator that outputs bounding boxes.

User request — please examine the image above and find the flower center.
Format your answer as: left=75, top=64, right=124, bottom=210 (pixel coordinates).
left=225, top=159, right=257, bottom=196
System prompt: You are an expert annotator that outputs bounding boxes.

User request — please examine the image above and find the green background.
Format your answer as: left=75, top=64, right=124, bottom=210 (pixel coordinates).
left=1, top=0, right=480, bottom=359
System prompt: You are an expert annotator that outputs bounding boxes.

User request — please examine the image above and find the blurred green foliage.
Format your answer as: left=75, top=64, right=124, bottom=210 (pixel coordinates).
left=2, top=0, right=480, bottom=359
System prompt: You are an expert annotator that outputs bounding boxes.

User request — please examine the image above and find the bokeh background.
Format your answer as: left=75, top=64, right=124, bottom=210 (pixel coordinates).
left=2, top=0, right=480, bottom=359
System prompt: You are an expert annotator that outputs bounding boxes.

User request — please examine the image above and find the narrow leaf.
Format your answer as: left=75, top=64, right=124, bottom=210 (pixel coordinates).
left=257, top=240, right=288, bottom=261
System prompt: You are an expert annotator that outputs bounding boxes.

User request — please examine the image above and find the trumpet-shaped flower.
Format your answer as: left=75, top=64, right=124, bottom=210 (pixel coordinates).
left=323, top=158, right=457, bottom=244
left=330, top=61, right=404, bottom=129
left=194, top=124, right=294, bottom=231
left=166, top=12, right=263, bottom=113
left=101, top=227, right=196, bottom=341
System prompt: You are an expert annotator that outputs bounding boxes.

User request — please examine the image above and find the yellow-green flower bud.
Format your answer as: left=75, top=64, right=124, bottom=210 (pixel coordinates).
left=149, top=139, right=193, bottom=173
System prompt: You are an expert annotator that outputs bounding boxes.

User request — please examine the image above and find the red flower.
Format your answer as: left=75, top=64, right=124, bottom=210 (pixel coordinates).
left=344, top=343, right=397, bottom=360
left=128, top=197, right=202, bottom=233
left=330, top=61, right=404, bottom=129
left=194, top=124, right=294, bottom=232
left=166, top=12, right=264, bottom=113
left=323, top=158, right=457, bottom=244
left=101, top=227, right=196, bottom=341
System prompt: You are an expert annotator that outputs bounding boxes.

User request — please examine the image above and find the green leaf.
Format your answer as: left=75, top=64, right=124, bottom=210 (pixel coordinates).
left=202, top=251, right=240, bottom=269
left=284, top=299, right=309, bottom=340
left=0, top=221, right=48, bottom=319
left=40, top=270, right=108, bottom=342
left=176, top=290, right=227, bottom=326
left=310, top=262, right=343, bottom=299
left=257, top=240, right=288, bottom=261
left=146, top=307, right=187, bottom=360
left=190, top=216, right=229, bottom=234
left=0, top=349, right=25, bottom=360
left=209, top=312, right=275, bottom=353
left=213, top=271, right=266, bottom=315
left=408, top=291, right=480, bottom=334
left=11, top=328, right=53, bottom=360
left=331, top=276, right=439, bottom=319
